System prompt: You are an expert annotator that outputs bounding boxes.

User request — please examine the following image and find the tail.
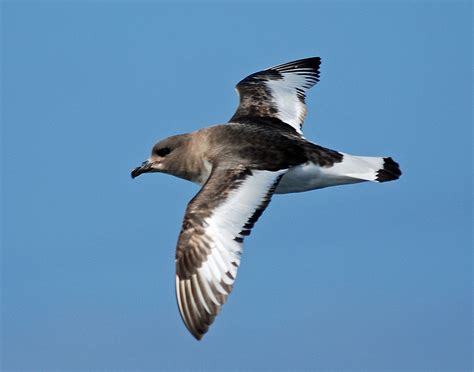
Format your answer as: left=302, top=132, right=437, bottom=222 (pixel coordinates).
left=334, top=153, right=402, bottom=183
left=275, top=152, right=401, bottom=194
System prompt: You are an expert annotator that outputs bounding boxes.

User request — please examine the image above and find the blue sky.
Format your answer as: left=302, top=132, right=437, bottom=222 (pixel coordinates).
left=2, top=1, right=472, bottom=371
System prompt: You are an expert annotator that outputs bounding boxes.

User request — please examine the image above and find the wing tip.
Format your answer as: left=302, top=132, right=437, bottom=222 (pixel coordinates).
left=192, top=331, right=205, bottom=341
left=272, top=56, right=321, bottom=74
left=176, top=273, right=222, bottom=341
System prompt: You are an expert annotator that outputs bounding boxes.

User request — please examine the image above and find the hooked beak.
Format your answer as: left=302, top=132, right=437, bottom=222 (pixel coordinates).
left=131, top=160, right=152, bottom=179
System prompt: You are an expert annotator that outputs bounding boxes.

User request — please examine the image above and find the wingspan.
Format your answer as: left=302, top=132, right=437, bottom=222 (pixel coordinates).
left=229, top=57, right=321, bottom=134
left=175, top=166, right=287, bottom=339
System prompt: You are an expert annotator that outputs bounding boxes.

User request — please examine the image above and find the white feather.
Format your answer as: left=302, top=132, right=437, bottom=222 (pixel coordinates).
left=197, top=169, right=286, bottom=300
left=276, top=154, right=385, bottom=194
left=265, top=78, right=306, bottom=134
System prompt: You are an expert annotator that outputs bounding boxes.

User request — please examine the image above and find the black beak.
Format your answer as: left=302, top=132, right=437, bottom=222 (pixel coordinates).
left=131, top=160, right=151, bottom=179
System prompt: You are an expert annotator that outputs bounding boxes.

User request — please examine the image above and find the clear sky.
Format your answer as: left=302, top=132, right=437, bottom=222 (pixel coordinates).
left=2, top=1, right=472, bottom=371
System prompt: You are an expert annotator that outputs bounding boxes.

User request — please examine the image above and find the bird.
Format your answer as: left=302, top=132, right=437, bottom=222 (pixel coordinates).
left=131, top=57, right=401, bottom=340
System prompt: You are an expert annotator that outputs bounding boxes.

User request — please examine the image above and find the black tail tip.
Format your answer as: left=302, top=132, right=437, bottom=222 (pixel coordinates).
left=376, top=157, right=402, bottom=182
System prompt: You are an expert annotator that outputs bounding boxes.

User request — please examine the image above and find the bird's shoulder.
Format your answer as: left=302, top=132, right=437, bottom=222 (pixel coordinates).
left=199, top=122, right=309, bottom=170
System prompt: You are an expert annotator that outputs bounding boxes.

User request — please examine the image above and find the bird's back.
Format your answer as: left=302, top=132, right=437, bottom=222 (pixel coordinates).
left=199, top=122, right=342, bottom=171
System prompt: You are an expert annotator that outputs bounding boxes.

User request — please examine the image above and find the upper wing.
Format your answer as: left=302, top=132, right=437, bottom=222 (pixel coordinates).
left=175, top=166, right=287, bottom=340
left=229, top=57, right=321, bottom=134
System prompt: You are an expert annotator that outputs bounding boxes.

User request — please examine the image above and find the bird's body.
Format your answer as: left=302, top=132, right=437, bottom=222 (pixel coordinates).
left=131, top=57, right=401, bottom=340
left=155, top=122, right=397, bottom=193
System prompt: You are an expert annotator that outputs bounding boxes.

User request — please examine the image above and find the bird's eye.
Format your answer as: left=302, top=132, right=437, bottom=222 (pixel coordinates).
left=156, top=147, right=171, bottom=157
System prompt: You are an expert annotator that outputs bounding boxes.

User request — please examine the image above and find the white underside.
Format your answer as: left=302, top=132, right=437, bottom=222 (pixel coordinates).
left=194, top=153, right=385, bottom=194
left=275, top=153, right=385, bottom=194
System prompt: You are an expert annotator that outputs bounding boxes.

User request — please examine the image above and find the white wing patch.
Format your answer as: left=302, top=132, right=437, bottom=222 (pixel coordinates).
left=230, top=57, right=321, bottom=134
left=265, top=69, right=317, bottom=134
left=197, top=169, right=284, bottom=283
left=176, top=168, right=286, bottom=339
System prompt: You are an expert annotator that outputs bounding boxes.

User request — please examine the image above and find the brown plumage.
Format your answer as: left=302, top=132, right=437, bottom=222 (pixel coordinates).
left=131, top=57, right=401, bottom=340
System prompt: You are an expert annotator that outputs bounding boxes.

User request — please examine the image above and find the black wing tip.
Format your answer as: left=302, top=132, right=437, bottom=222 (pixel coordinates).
left=182, top=307, right=212, bottom=341
left=235, top=56, right=322, bottom=93
left=192, top=331, right=205, bottom=341
left=376, top=157, right=402, bottom=182
left=273, top=56, right=321, bottom=73
left=272, top=57, right=321, bottom=88
left=182, top=309, right=210, bottom=341
left=277, top=56, right=321, bottom=66
left=296, top=56, right=321, bottom=66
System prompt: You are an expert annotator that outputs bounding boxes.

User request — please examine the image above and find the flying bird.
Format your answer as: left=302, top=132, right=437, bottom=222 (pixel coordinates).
left=131, top=57, right=401, bottom=340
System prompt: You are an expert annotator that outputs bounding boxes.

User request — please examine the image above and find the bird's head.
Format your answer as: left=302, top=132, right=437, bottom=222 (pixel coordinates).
left=131, top=134, right=191, bottom=179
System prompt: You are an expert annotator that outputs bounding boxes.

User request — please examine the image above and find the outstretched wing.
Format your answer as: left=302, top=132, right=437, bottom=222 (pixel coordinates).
left=175, top=166, right=287, bottom=340
left=229, top=57, right=321, bottom=134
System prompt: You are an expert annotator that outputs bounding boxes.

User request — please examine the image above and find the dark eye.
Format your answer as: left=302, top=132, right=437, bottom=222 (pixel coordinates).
left=156, top=147, right=171, bottom=157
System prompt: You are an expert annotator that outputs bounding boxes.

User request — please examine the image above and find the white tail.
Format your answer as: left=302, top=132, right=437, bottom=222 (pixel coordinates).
left=276, top=153, right=401, bottom=194
left=330, top=153, right=399, bottom=182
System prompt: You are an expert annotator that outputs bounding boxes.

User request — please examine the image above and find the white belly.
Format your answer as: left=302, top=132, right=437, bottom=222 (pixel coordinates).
left=275, top=161, right=364, bottom=194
